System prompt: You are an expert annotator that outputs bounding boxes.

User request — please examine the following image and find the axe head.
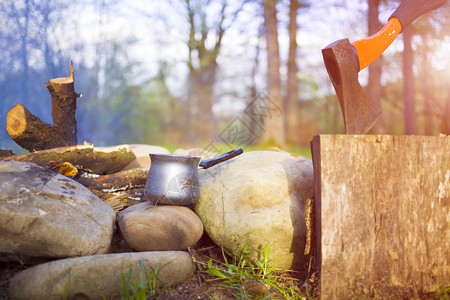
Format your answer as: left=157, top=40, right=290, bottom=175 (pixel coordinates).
left=322, top=39, right=381, bottom=134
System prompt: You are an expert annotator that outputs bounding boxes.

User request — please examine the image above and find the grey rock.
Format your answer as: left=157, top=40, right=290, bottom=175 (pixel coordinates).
left=118, top=202, right=203, bottom=251
left=195, top=151, right=314, bottom=271
left=0, top=160, right=115, bottom=257
left=9, top=251, right=196, bottom=300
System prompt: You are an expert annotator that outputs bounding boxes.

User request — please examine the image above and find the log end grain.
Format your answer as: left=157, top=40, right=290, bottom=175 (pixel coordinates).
left=6, top=104, right=27, bottom=138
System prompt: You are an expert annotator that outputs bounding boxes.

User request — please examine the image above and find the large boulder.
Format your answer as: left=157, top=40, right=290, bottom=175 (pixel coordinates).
left=195, top=151, right=314, bottom=271
left=9, top=251, right=196, bottom=300
left=118, top=202, right=204, bottom=251
left=0, top=160, right=116, bottom=257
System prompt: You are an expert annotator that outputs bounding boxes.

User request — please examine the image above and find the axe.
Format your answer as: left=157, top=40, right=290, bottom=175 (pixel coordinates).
left=322, top=0, right=447, bottom=134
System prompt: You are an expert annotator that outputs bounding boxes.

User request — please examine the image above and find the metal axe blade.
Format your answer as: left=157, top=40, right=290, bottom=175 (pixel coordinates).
left=322, top=0, right=447, bottom=134
left=322, top=39, right=381, bottom=134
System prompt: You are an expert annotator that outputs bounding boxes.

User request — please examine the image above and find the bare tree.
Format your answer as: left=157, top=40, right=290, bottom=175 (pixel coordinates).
left=367, top=0, right=384, bottom=133
left=260, top=0, right=285, bottom=147
left=402, top=26, right=417, bottom=135
left=285, top=0, right=300, bottom=144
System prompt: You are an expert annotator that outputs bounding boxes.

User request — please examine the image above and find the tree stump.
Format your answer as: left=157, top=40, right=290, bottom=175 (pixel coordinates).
left=6, top=62, right=81, bottom=151
left=311, top=134, right=449, bottom=299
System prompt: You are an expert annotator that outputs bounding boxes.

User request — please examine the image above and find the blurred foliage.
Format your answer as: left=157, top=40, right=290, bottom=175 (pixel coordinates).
left=0, top=0, right=448, bottom=154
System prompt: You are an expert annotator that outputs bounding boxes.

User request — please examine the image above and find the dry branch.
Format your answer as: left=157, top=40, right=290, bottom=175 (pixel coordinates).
left=76, top=167, right=148, bottom=192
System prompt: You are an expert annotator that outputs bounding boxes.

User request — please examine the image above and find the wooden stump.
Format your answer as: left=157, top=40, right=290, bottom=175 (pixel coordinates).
left=311, top=134, right=449, bottom=299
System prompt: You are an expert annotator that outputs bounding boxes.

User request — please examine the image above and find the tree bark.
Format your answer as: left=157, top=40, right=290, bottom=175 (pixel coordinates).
left=421, top=49, right=433, bottom=135
left=2, top=144, right=136, bottom=175
left=261, top=0, right=285, bottom=147
left=76, top=167, right=148, bottom=192
left=46, top=62, right=80, bottom=145
left=285, top=0, right=299, bottom=144
left=185, top=0, right=225, bottom=141
left=444, top=85, right=450, bottom=135
left=402, top=26, right=417, bottom=135
left=6, top=63, right=81, bottom=151
left=0, top=150, right=14, bottom=158
left=6, top=104, right=59, bottom=151
left=367, top=0, right=384, bottom=133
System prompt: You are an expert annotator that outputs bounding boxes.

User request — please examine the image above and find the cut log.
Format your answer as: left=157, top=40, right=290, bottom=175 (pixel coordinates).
left=0, top=150, right=14, bottom=158
left=45, top=62, right=80, bottom=146
left=6, top=62, right=80, bottom=151
left=76, top=167, right=148, bottom=192
left=2, top=144, right=136, bottom=175
left=6, top=104, right=62, bottom=151
left=311, top=135, right=449, bottom=299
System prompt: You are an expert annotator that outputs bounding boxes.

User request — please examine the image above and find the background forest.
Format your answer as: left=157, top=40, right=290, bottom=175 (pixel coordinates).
left=0, top=0, right=449, bottom=154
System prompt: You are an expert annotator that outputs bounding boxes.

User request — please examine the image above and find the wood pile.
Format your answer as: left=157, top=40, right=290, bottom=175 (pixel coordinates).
left=1, top=63, right=144, bottom=214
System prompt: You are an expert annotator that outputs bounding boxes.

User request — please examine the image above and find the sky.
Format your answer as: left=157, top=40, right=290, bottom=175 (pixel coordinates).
left=1, top=0, right=448, bottom=151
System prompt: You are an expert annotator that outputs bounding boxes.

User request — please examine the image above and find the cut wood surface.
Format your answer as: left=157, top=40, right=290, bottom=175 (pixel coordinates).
left=6, top=104, right=59, bottom=151
left=311, top=134, right=449, bottom=299
left=6, top=62, right=80, bottom=151
left=2, top=144, right=136, bottom=175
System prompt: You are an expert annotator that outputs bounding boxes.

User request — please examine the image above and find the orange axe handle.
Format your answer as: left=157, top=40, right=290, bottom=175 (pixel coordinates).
left=352, top=0, right=447, bottom=71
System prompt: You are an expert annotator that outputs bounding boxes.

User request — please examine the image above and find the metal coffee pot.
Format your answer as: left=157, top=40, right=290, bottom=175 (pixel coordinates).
left=143, top=148, right=243, bottom=205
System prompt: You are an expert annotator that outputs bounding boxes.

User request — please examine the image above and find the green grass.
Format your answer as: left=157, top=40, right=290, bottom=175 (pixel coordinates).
left=88, top=261, right=164, bottom=300
left=162, top=142, right=312, bottom=159
left=203, top=244, right=307, bottom=299
left=433, top=281, right=450, bottom=300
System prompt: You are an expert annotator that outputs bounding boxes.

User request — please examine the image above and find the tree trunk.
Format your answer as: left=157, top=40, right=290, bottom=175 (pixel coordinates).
left=402, top=26, right=417, bottom=135
left=21, top=0, right=30, bottom=104
left=367, top=0, right=384, bottom=133
left=443, top=85, right=450, bottom=135
left=248, top=27, right=263, bottom=144
left=185, top=0, right=226, bottom=142
left=422, top=49, right=433, bottom=135
left=285, top=0, right=299, bottom=144
left=261, top=0, right=285, bottom=147
left=193, top=64, right=216, bottom=141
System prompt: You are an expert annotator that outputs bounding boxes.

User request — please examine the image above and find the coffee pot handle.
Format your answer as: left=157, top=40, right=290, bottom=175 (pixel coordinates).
left=198, top=148, right=243, bottom=169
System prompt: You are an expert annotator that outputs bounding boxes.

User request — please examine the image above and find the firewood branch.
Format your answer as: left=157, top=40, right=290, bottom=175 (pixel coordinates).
left=6, top=62, right=81, bottom=152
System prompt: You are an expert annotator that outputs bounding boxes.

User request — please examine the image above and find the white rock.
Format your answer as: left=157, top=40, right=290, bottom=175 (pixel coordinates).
left=195, top=151, right=314, bottom=271
left=118, top=202, right=204, bottom=251
left=173, top=148, right=219, bottom=160
left=0, top=160, right=116, bottom=257
left=9, top=251, right=196, bottom=300
left=121, top=144, right=170, bottom=170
